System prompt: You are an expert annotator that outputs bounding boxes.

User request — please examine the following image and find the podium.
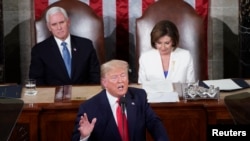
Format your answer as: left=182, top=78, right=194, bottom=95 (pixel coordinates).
left=224, top=92, right=250, bottom=124
left=0, top=97, right=24, bottom=141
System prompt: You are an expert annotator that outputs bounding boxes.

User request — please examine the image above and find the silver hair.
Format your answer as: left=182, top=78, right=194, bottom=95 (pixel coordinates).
left=45, top=6, right=68, bottom=23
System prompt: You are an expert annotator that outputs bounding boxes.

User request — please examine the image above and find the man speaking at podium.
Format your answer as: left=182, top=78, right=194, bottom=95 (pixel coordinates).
left=72, top=59, right=169, bottom=141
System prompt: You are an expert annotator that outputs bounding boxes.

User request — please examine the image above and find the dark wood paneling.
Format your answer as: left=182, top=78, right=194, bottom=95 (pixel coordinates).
left=10, top=99, right=233, bottom=141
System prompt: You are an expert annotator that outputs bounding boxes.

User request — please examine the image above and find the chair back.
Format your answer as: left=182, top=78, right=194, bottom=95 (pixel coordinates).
left=35, top=0, right=105, bottom=64
left=136, top=0, right=207, bottom=80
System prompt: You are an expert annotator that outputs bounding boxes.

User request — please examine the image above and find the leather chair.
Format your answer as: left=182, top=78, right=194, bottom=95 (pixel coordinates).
left=35, top=0, right=105, bottom=64
left=136, top=0, right=208, bottom=80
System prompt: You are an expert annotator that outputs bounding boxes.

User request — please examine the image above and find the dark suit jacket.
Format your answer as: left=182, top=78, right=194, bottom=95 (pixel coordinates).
left=29, top=35, right=100, bottom=86
left=72, top=87, right=169, bottom=141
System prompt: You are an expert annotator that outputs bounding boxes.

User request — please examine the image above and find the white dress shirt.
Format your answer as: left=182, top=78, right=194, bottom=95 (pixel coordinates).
left=54, top=35, right=72, bottom=58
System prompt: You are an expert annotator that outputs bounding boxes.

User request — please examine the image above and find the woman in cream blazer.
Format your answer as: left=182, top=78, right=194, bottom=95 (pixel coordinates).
left=138, top=20, right=196, bottom=84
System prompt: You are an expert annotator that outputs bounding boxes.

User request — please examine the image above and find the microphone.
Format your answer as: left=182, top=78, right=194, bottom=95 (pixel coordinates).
left=119, top=96, right=126, bottom=114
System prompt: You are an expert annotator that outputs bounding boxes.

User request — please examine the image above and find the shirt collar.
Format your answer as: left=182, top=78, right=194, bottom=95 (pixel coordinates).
left=106, top=91, right=118, bottom=107
left=54, top=35, right=71, bottom=46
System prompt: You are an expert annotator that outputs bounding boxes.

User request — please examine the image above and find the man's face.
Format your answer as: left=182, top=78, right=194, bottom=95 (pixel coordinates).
left=47, top=12, right=70, bottom=40
left=102, top=68, right=129, bottom=97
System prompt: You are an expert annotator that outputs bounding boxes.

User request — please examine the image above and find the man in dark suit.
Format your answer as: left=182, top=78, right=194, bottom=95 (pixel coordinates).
left=29, top=6, right=100, bottom=86
left=72, top=59, right=169, bottom=141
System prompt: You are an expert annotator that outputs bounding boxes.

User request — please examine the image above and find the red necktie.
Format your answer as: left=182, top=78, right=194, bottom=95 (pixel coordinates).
left=116, top=100, right=129, bottom=141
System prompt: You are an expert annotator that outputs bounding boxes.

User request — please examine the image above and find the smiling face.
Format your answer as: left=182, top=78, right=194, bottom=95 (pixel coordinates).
left=47, top=11, right=70, bottom=40
left=101, top=61, right=129, bottom=98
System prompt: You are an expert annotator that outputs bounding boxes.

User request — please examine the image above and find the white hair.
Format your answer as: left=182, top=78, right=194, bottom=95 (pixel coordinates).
left=45, top=6, right=68, bottom=23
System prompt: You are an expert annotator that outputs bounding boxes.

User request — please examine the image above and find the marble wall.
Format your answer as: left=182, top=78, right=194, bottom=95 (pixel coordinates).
left=2, top=0, right=240, bottom=84
left=3, top=0, right=34, bottom=84
left=208, top=0, right=239, bottom=79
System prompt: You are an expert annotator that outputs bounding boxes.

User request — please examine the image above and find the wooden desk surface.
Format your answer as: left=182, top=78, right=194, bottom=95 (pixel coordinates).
left=14, top=83, right=247, bottom=141
left=21, top=85, right=103, bottom=103
left=20, top=84, right=142, bottom=104
left=20, top=83, right=250, bottom=104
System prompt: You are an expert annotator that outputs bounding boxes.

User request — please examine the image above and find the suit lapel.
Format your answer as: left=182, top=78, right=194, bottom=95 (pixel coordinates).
left=168, top=49, right=178, bottom=79
left=155, top=50, right=166, bottom=79
left=98, top=91, right=121, bottom=140
left=125, top=89, right=137, bottom=140
left=70, top=36, right=79, bottom=79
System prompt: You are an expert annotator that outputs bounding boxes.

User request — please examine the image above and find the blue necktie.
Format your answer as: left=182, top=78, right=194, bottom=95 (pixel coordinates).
left=61, top=42, right=71, bottom=77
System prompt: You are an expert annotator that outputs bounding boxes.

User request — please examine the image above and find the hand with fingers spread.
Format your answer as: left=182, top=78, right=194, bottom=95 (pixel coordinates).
left=78, top=113, right=97, bottom=139
left=72, top=60, right=169, bottom=141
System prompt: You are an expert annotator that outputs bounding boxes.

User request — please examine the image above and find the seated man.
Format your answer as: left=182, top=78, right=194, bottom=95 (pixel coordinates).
left=29, top=6, right=100, bottom=86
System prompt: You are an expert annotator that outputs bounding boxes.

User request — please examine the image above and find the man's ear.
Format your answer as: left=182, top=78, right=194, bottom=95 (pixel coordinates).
left=67, top=19, right=71, bottom=27
left=47, top=23, right=51, bottom=32
left=101, top=78, right=107, bottom=88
